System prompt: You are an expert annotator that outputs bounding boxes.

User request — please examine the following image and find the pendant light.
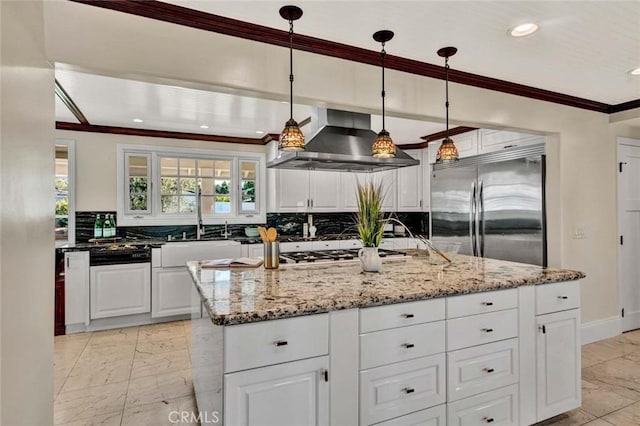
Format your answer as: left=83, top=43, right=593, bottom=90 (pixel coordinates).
left=278, top=5, right=305, bottom=151
left=436, top=46, right=459, bottom=163
left=371, top=30, right=396, bottom=159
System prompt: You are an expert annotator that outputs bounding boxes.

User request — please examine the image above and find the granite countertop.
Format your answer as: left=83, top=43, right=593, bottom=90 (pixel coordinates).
left=187, top=250, right=586, bottom=326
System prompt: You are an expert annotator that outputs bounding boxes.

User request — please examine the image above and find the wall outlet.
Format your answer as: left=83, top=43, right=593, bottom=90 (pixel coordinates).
left=572, top=226, right=586, bottom=239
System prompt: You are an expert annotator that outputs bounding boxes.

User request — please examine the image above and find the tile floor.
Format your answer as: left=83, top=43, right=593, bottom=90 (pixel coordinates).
left=54, top=322, right=640, bottom=426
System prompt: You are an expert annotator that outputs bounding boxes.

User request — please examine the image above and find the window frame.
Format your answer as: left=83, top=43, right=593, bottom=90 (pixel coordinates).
left=117, top=144, right=266, bottom=226
left=124, top=152, right=152, bottom=216
left=55, top=139, right=76, bottom=246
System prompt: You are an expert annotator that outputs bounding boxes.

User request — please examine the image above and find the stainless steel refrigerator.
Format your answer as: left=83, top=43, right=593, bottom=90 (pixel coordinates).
left=430, top=144, right=546, bottom=266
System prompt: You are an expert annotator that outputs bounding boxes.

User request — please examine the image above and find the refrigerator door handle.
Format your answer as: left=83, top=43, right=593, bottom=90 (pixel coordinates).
left=478, top=180, right=485, bottom=257
left=470, top=181, right=477, bottom=256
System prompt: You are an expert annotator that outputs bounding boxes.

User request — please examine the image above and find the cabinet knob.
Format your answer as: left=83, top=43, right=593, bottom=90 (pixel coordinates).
left=482, top=302, right=494, bottom=306
left=402, top=313, right=414, bottom=319
left=483, top=368, right=495, bottom=373
left=402, top=387, right=415, bottom=394
left=402, top=343, right=415, bottom=349
left=484, top=417, right=495, bottom=423
left=558, top=295, right=568, bottom=300
left=482, top=328, right=494, bottom=333
left=274, top=340, right=288, bottom=347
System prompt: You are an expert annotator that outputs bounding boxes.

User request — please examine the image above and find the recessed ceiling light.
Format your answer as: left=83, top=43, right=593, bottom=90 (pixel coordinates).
left=255, top=130, right=265, bottom=134
left=132, top=118, right=143, bottom=123
left=630, top=67, right=640, bottom=76
left=509, top=23, right=539, bottom=37
left=200, top=125, right=210, bottom=129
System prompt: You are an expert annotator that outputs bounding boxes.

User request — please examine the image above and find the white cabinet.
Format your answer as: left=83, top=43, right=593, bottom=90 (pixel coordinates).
left=536, top=308, right=581, bottom=421
left=90, top=263, right=151, bottom=319
left=225, top=355, right=329, bottom=426
left=397, top=150, right=423, bottom=212
left=376, top=404, right=446, bottom=426
left=275, top=169, right=340, bottom=212
left=428, top=131, right=479, bottom=164
left=341, top=172, right=360, bottom=211
left=152, top=267, right=199, bottom=318
left=64, top=251, right=90, bottom=327
left=447, top=384, right=518, bottom=426
left=478, top=129, right=544, bottom=154
left=372, top=169, right=397, bottom=211
left=247, top=244, right=263, bottom=258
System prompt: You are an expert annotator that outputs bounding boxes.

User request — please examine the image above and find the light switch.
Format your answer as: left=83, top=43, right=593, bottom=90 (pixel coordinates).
left=572, top=226, right=586, bottom=239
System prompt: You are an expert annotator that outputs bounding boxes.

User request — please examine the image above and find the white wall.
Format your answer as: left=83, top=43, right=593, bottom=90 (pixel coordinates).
left=1, top=1, right=54, bottom=424
left=43, top=1, right=640, bottom=324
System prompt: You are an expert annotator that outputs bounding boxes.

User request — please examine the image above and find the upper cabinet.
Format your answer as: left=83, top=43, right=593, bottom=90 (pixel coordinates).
left=275, top=169, right=341, bottom=212
left=478, top=129, right=545, bottom=154
left=397, top=150, right=424, bottom=212
left=428, top=131, right=479, bottom=164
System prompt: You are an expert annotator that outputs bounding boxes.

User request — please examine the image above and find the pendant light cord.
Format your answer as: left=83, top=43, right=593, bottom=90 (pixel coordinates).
left=381, top=43, right=386, bottom=131
left=289, top=19, right=294, bottom=120
left=445, top=56, right=450, bottom=139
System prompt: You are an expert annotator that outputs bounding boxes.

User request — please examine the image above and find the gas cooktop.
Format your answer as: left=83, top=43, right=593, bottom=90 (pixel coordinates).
left=279, top=248, right=408, bottom=265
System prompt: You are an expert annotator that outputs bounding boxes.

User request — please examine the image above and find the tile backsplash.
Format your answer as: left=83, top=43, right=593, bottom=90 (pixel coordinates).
left=75, top=211, right=429, bottom=243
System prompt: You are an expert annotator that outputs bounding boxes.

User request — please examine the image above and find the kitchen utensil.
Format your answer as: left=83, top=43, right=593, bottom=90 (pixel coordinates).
left=267, top=227, right=277, bottom=242
left=263, top=242, right=280, bottom=269
left=245, top=227, right=259, bottom=238
left=257, top=227, right=269, bottom=242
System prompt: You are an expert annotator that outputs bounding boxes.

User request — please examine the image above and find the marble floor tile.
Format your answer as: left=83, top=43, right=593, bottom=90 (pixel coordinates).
left=135, top=335, right=189, bottom=355
left=79, top=341, right=137, bottom=362
left=125, top=368, right=193, bottom=408
left=131, top=348, right=191, bottom=379
left=583, top=420, right=615, bottom=426
left=602, top=401, right=640, bottom=426
left=61, top=357, right=133, bottom=392
left=583, top=357, right=640, bottom=400
left=138, top=323, right=186, bottom=342
left=534, top=408, right=597, bottom=426
left=121, top=394, right=199, bottom=426
left=57, top=411, right=123, bottom=426
left=54, top=382, right=128, bottom=425
left=582, top=341, right=627, bottom=368
left=581, top=379, right=638, bottom=418
left=87, top=327, right=139, bottom=347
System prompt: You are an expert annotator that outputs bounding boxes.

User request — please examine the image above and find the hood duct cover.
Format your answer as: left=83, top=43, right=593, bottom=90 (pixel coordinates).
left=266, top=108, right=420, bottom=172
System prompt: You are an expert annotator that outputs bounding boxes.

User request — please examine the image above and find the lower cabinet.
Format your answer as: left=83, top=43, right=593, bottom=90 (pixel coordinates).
left=152, top=266, right=199, bottom=318
left=536, top=308, right=581, bottom=421
left=224, top=356, right=329, bottom=426
left=65, top=251, right=89, bottom=327
left=90, top=263, right=150, bottom=319
left=376, top=404, right=446, bottom=426
left=447, top=384, right=519, bottom=426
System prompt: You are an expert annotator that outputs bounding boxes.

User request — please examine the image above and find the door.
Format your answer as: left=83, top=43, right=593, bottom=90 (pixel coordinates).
left=152, top=266, right=199, bottom=318
left=430, top=165, right=477, bottom=256
left=65, top=251, right=89, bottom=326
left=225, top=356, right=329, bottom=426
left=309, top=170, right=340, bottom=211
left=477, top=156, right=545, bottom=265
left=536, top=309, right=581, bottom=421
left=397, top=150, right=423, bottom=212
left=619, top=139, right=640, bottom=331
left=277, top=169, right=309, bottom=211
left=90, top=263, right=151, bottom=319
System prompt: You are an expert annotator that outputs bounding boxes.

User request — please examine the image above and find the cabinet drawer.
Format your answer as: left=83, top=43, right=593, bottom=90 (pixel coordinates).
left=280, top=241, right=314, bottom=253
left=360, top=321, right=445, bottom=370
left=536, top=281, right=580, bottom=315
left=379, top=240, right=395, bottom=250
left=360, top=353, right=446, bottom=425
left=447, top=384, right=518, bottom=426
left=447, top=338, right=519, bottom=402
left=312, top=240, right=341, bottom=251
left=446, top=309, right=518, bottom=351
left=339, top=239, right=363, bottom=249
left=360, top=299, right=445, bottom=333
left=224, top=314, right=328, bottom=373
left=446, top=289, right=517, bottom=319
left=375, top=404, right=446, bottom=426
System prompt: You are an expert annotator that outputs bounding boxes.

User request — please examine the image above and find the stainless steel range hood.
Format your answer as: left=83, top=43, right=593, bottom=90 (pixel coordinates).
left=266, top=109, right=420, bottom=173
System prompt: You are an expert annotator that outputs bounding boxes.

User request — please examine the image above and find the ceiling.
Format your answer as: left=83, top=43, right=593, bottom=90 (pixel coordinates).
left=55, top=70, right=446, bottom=144
left=164, top=0, right=640, bottom=105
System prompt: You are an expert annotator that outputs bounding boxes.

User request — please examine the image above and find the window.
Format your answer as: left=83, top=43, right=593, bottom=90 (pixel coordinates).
left=55, top=140, right=75, bottom=244
left=118, top=145, right=265, bottom=225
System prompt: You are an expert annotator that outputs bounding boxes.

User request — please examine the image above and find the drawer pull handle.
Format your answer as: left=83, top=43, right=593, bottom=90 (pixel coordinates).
left=483, top=368, right=495, bottom=373
left=558, top=295, right=568, bottom=300
left=403, top=343, right=415, bottom=349
left=482, top=328, right=494, bottom=333
left=274, top=340, right=288, bottom=347
left=482, top=302, right=494, bottom=306
left=484, top=417, right=495, bottom=423
left=402, top=314, right=415, bottom=318
left=402, top=387, right=415, bottom=394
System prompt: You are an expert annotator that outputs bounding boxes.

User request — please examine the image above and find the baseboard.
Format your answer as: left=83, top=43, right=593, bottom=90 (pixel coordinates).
left=582, top=315, right=622, bottom=345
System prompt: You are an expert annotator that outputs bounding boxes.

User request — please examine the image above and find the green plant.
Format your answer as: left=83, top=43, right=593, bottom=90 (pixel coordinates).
left=355, top=181, right=389, bottom=248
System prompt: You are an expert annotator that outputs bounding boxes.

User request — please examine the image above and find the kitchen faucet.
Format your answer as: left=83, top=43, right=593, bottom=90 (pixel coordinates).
left=196, top=183, right=205, bottom=240
left=221, top=221, right=231, bottom=239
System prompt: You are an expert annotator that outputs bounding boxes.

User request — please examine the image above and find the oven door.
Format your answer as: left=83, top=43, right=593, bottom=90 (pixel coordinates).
left=90, top=263, right=151, bottom=319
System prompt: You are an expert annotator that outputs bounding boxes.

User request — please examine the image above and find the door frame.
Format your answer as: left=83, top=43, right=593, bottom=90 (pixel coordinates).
left=617, top=136, right=640, bottom=332
left=56, top=138, right=76, bottom=245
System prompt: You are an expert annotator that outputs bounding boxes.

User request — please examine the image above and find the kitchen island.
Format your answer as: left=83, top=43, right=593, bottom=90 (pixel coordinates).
left=187, top=251, right=585, bottom=426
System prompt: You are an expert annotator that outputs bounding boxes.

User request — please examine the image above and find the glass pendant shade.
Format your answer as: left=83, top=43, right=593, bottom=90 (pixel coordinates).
left=279, top=118, right=305, bottom=151
left=436, top=137, right=459, bottom=163
left=372, top=130, right=396, bottom=158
